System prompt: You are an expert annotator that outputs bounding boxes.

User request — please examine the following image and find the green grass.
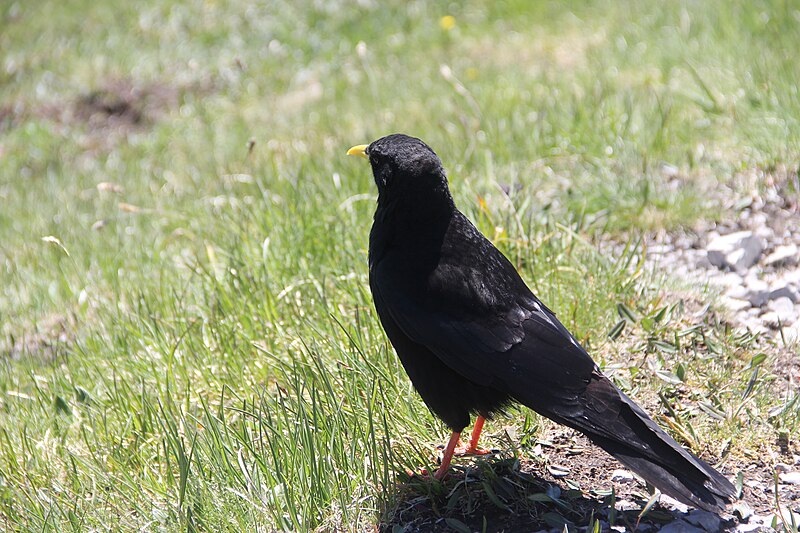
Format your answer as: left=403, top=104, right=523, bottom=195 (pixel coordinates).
left=1, top=0, right=798, bottom=530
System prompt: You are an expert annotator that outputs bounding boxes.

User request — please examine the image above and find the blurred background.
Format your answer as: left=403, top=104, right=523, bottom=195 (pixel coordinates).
left=1, top=1, right=798, bottom=531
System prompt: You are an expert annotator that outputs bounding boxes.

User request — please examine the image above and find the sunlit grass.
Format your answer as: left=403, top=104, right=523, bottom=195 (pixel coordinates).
left=1, top=0, right=798, bottom=530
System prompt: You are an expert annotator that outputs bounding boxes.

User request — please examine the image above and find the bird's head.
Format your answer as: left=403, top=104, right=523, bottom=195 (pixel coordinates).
left=347, top=134, right=450, bottom=200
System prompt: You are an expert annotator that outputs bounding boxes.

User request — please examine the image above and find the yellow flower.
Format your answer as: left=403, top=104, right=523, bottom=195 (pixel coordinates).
left=439, top=15, right=456, bottom=31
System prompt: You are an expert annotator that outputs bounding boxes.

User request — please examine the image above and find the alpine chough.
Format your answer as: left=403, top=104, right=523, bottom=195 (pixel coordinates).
left=347, top=134, right=735, bottom=512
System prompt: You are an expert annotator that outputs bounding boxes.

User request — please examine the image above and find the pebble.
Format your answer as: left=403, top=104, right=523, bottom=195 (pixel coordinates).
left=734, top=524, right=775, bottom=533
left=642, top=193, right=800, bottom=338
left=765, top=243, right=799, bottom=267
left=771, top=284, right=799, bottom=302
left=660, top=495, right=690, bottom=514
left=784, top=321, right=800, bottom=344
left=610, top=469, right=634, bottom=483
left=778, top=471, right=800, bottom=484
left=706, top=231, right=764, bottom=271
left=733, top=502, right=754, bottom=520
left=721, top=296, right=751, bottom=312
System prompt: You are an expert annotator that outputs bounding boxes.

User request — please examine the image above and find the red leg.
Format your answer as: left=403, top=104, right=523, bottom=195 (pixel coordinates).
left=454, top=416, right=491, bottom=456
left=433, top=431, right=461, bottom=480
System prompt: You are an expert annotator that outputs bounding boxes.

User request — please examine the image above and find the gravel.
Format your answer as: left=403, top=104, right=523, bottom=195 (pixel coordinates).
left=643, top=176, right=800, bottom=340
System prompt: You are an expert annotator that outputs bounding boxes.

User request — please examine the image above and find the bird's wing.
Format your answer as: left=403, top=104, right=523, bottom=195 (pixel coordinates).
left=372, top=240, right=599, bottom=422
left=375, top=254, right=716, bottom=463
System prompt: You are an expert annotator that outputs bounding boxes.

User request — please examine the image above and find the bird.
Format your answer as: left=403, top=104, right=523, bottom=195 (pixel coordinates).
left=346, top=134, right=736, bottom=513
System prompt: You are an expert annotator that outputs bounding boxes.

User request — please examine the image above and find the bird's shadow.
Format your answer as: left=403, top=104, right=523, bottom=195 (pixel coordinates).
left=380, top=453, right=704, bottom=532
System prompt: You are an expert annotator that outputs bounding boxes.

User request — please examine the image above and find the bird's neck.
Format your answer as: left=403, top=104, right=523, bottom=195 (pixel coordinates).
left=370, top=187, right=455, bottom=266
left=376, top=185, right=455, bottom=231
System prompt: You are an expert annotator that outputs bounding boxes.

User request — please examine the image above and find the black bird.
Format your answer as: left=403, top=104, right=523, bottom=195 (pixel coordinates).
left=347, top=134, right=736, bottom=512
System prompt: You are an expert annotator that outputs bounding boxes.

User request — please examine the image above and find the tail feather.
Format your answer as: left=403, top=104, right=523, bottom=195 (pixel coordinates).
left=588, top=432, right=734, bottom=512
left=523, top=373, right=737, bottom=512
left=583, top=391, right=736, bottom=512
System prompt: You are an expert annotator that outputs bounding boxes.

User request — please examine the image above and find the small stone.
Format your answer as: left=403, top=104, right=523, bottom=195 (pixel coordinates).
left=746, top=279, right=794, bottom=306
left=611, top=469, right=634, bottom=483
left=764, top=244, right=799, bottom=267
left=658, top=520, right=705, bottom=533
left=685, top=509, right=721, bottom=532
left=760, top=311, right=796, bottom=328
left=784, top=322, right=800, bottom=344
left=660, top=494, right=690, bottom=514
left=768, top=284, right=799, bottom=303
left=721, top=296, right=752, bottom=312
left=733, top=502, right=754, bottom=520
left=778, top=471, right=800, bottom=484
left=717, top=272, right=747, bottom=287
left=762, top=297, right=799, bottom=326
left=706, top=231, right=765, bottom=271
left=734, top=524, right=773, bottom=533
left=745, top=276, right=769, bottom=292
left=547, top=464, right=569, bottom=477
left=724, top=283, right=750, bottom=300
left=743, top=318, right=769, bottom=334
left=769, top=297, right=795, bottom=313
left=662, top=163, right=680, bottom=177
left=778, top=269, right=800, bottom=286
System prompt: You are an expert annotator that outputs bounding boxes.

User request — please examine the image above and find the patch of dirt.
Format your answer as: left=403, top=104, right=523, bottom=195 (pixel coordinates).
left=0, top=102, right=24, bottom=134
left=381, top=426, right=800, bottom=532
left=1, top=313, right=73, bottom=362
left=71, top=78, right=180, bottom=132
left=0, top=76, right=213, bottom=149
left=465, top=28, right=606, bottom=76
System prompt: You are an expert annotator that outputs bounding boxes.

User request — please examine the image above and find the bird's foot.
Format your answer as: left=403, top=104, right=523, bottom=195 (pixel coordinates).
left=403, top=467, right=431, bottom=478
left=453, top=441, right=491, bottom=456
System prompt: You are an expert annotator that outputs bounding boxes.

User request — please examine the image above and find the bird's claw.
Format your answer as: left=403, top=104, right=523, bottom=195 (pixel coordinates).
left=454, top=444, right=491, bottom=456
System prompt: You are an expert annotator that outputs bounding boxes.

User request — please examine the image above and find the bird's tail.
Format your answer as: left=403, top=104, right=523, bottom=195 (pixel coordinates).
left=582, top=391, right=736, bottom=512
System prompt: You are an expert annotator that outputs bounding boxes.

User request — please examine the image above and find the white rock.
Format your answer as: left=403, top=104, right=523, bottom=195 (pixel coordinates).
left=743, top=318, right=769, bottom=334
left=784, top=322, right=800, bottom=344
left=778, top=471, right=800, bottom=484
left=733, top=501, right=754, bottom=520
left=764, top=244, right=799, bottom=267
left=721, top=296, right=752, bottom=312
left=769, top=296, right=797, bottom=316
left=708, top=272, right=744, bottom=291
left=685, top=509, right=721, bottom=532
left=662, top=163, right=680, bottom=177
left=778, top=269, right=800, bottom=286
left=706, top=231, right=765, bottom=271
left=734, top=524, right=774, bottom=533
left=761, top=311, right=797, bottom=328
left=724, top=284, right=750, bottom=300
left=745, top=275, right=769, bottom=291
left=660, top=495, right=690, bottom=514
left=611, top=469, right=634, bottom=483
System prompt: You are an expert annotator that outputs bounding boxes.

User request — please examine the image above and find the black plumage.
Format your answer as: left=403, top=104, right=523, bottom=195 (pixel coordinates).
left=350, top=134, right=735, bottom=512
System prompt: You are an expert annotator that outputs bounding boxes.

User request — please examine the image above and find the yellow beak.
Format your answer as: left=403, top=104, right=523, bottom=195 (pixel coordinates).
left=346, top=144, right=369, bottom=159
